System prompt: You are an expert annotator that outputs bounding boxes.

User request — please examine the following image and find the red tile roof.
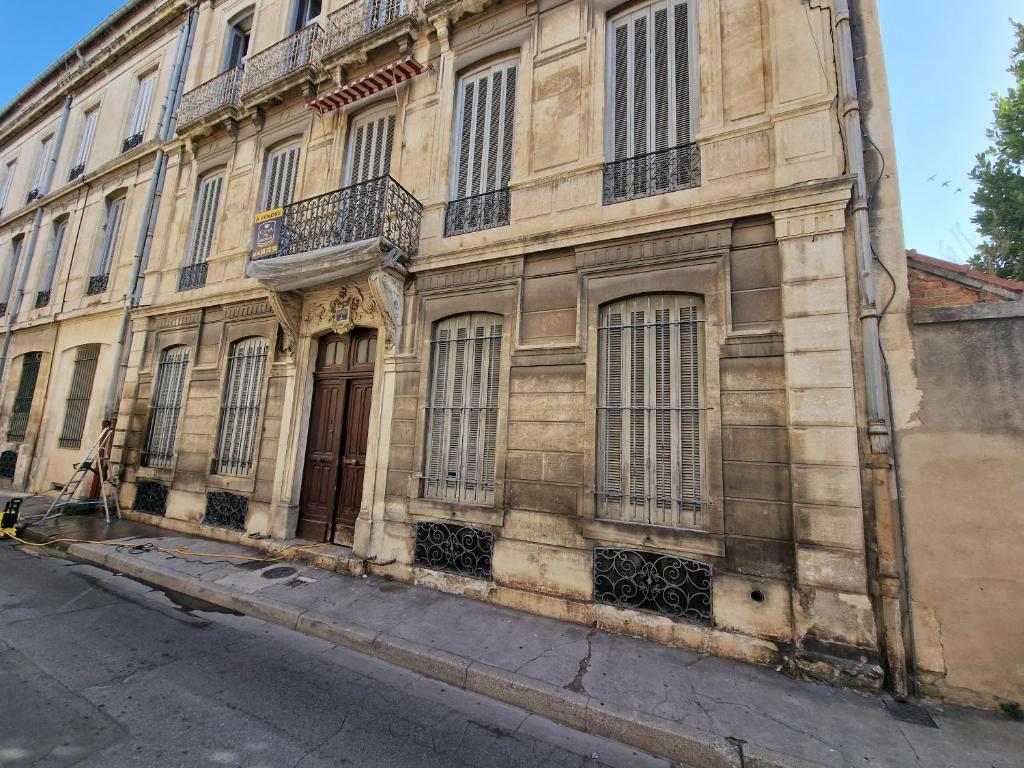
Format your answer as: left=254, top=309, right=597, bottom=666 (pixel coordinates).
left=906, top=250, right=1024, bottom=297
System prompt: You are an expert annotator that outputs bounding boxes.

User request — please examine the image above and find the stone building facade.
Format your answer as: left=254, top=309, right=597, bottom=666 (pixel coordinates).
left=0, top=0, right=925, bottom=696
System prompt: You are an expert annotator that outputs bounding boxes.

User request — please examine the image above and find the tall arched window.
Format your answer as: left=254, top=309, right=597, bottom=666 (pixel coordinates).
left=423, top=313, right=503, bottom=505
left=213, top=337, right=268, bottom=476
left=58, top=344, right=100, bottom=449
left=596, top=294, right=704, bottom=528
left=142, top=346, right=191, bottom=468
left=7, top=351, right=42, bottom=442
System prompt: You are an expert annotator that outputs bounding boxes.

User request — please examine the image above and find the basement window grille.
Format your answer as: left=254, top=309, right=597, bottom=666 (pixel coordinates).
left=58, top=345, right=99, bottom=450
left=0, top=451, right=17, bottom=480
left=142, top=346, right=190, bottom=468
left=213, top=337, right=268, bottom=476
left=134, top=480, right=169, bottom=516
left=414, top=521, right=494, bottom=580
left=204, top=490, right=248, bottom=531
left=594, top=547, right=712, bottom=624
left=7, top=351, right=42, bottom=442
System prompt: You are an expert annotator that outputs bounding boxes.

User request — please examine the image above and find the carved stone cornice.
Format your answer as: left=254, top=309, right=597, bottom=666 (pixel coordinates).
left=268, top=291, right=303, bottom=356
left=367, top=268, right=406, bottom=351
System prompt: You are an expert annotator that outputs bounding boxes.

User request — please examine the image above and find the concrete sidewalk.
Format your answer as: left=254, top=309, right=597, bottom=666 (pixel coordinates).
left=12, top=513, right=1023, bottom=768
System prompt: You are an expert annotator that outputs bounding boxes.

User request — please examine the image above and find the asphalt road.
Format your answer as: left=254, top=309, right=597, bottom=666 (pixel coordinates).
left=0, top=544, right=674, bottom=768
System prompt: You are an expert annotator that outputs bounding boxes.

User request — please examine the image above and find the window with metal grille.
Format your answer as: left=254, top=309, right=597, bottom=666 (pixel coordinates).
left=605, top=1, right=697, bottom=204
left=183, top=173, right=223, bottom=275
left=7, top=352, right=42, bottom=442
left=126, top=72, right=157, bottom=143
left=261, top=145, right=301, bottom=211
left=142, top=346, right=190, bottom=468
left=213, top=337, right=268, bottom=476
left=58, top=345, right=100, bottom=449
left=37, top=218, right=68, bottom=302
left=423, top=313, right=502, bottom=505
left=0, top=451, right=16, bottom=479
left=89, top=196, right=125, bottom=292
left=596, top=295, right=705, bottom=529
left=445, top=60, right=517, bottom=236
left=347, top=106, right=395, bottom=184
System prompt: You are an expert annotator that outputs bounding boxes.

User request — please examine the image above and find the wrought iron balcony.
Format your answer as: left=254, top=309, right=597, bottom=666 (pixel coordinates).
left=177, top=67, right=243, bottom=130
left=324, top=0, right=419, bottom=55
left=177, top=262, right=208, bottom=291
left=68, top=163, right=85, bottom=182
left=0, top=302, right=7, bottom=318
left=241, top=25, right=322, bottom=98
left=86, top=273, right=109, bottom=295
left=121, top=132, right=144, bottom=154
left=443, top=188, right=511, bottom=237
left=26, top=188, right=41, bottom=204
left=34, top=290, right=50, bottom=308
left=254, top=175, right=422, bottom=261
left=603, top=142, right=701, bottom=206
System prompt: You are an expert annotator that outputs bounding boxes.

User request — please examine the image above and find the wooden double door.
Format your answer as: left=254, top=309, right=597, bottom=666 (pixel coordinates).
left=297, top=330, right=377, bottom=544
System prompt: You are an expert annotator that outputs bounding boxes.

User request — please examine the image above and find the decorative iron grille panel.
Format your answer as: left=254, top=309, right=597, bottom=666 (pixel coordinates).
left=121, top=132, right=144, bottom=153
left=177, top=262, right=208, bottom=291
left=86, top=273, right=109, bottom=295
left=252, top=175, right=422, bottom=260
left=7, top=352, right=41, bottom=442
left=242, top=25, right=322, bottom=96
left=414, top=522, right=494, bottom=580
left=142, top=347, right=190, bottom=468
left=34, top=290, right=51, bottom=308
left=177, top=66, right=243, bottom=128
left=68, top=163, right=86, bottom=182
left=0, top=451, right=17, bottom=479
left=213, top=337, right=268, bottom=476
left=0, top=302, right=7, bottom=318
left=58, top=345, right=99, bottom=449
left=203, top=491, right=248, bottom=531
left=26, top=188, right=41, bottom=204
left=135, top=480, right=169, bottom=516
left=594, top=548, right=712, bottom=624
left=324, top=0, right=418, bottom=53
left=443, top=188, right=511, bottom=237
left=603, top=143, right=700, bottom=205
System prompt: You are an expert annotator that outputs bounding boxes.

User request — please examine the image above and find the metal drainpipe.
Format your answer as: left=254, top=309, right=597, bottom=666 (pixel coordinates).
left=102, top=5, right=197, bottom=422
left=0, top=94, right=74, bottom=385
left=830, top=0, right=911, bottom=696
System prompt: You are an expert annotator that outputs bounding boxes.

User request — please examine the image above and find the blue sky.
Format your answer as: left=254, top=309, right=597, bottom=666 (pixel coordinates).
left=0, top=2, right=1017, bottom=263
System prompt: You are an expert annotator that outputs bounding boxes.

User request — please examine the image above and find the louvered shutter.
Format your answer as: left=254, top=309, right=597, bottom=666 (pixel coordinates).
left=40, top=219, right=67, bottom=294
left=58, top=345, right=100, bottom=449
left=215, top=337, right=268, bottom=476
left=348, top=109, right=396, bottom=185
left=143, top=346, right=190, bottom=468
left=32, top=137, right=54, bottom=191
left=128, top=73, right=157, bottom=138
left=423, top=313, right=502, bottom=505
left=609, top=1, right=692, bottom=162
left=186, top=174, right=223, bottom=266
left=7, top=352, right=42, bottom=442
left=262, top=145, right=301, bottom=210
left=96, top=197, right=125, bottom=276
left=453, top=61, right=517, bottom=200
left=0, top=163, right=15, bottom=211
left=596, top=295, right=704, bottom=528
left=2, top=238, right=23, bottom=305
left=76, top=111, right=99, bottom=167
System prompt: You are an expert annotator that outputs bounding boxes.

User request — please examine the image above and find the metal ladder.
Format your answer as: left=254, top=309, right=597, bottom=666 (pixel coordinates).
left=38, top=426, right=122, bottom=525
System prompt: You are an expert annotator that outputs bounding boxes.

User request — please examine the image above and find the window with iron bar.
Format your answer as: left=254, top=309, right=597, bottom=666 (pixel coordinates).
left=596, top=294, right=706, bottom=529
left=58, top=345, right=100, bottom=450
left=72, top=109, right=99, bottom=176
left=213, top=337, right=268, bottom=476
left=38, top=218, right=68, bottom=302
left=125, top=72, right=156, bottom=145
left=7, top=352, right=42, bottom=442
left=142, top=346, right=191, bottom=468
left=90, top=196, right=125, bottom=292
left=423, top=313, right=502, bottom=506
left=180, top=173, right=223, bottom=290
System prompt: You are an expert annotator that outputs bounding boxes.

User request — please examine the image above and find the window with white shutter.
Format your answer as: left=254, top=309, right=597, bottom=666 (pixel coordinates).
left=423, top=313, right=503, bottom=505
left=596, top=294, right=705, bottom=529
left=70, top=110, right=98, bottom=179
left=604, top=1, right=699, bottom=204
left=261, top=145, right=301, bottom=211
left=1, top=237, right=24, bottom=315
left=143, top=346, right=191, bottom=468
left=445, top=60, right=517, bottom=237
left=88, top=196, right=125, bottom=294
left=0, top=161, right=15, bottom=213
left=214, top=337, right=269, bottom=476
left=346, top=106, right=396, bottom=185
left=124, top=72, right=156, bottom=150
left=29, top=136, right=54, bottom=198
left=36, top=218, right=67, bottom=306
left=58, top=344, right=100, bottom=450
left=185, top=173, right=224, bottom=266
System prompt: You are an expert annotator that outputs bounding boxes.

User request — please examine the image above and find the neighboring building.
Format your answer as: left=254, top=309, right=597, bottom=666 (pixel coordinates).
left=899, top=251, right=1024, bottom=708
left=0, top=0, right=927, bottom=698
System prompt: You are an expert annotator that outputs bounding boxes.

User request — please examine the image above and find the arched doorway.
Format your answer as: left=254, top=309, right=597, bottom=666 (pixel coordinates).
left=296, top=328, right=376, bottom=543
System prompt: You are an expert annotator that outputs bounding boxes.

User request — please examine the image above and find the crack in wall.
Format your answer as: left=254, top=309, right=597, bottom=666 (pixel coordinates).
left=566, top=627, right=596, bottom=695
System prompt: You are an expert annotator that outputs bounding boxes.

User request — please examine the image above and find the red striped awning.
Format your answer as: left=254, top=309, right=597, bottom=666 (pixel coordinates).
left=308, top=56, right=429, bottom=115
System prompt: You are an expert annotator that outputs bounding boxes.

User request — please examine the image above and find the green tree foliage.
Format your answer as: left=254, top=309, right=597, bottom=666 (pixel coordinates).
left=969, top=20, right=1024, bottom=281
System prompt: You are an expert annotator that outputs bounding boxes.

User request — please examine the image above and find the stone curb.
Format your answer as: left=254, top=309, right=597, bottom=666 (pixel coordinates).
left=31, top=536, right=801, bottom=768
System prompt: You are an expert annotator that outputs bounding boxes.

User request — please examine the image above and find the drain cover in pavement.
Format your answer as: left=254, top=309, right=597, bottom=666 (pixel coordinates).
left=884, top=700, right=938, bottom=728
left=261, top=566, right=298, bottom=580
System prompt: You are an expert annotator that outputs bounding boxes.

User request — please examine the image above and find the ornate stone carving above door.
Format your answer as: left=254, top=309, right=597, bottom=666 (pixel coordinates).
left=301, top=270, right=407, bottom=349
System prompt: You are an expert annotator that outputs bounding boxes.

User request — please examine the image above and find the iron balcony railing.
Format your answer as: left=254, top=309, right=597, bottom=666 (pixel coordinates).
left=26, top=188, right=41, bottom=204
left=603, top=142, right=701, bottom=206
left=242, top=25, right=322, bottom=97
left=255, top=175, right=423, bottom=260
left=68, top=163, right=85, bottom=182
left=34, top=290, right=50, bottom=308
left=86, top=273, right=109, bottom=295
left=324, top=0, right=419, bottom=54
left=177, top=66, right=243, bottom=129
left=443, top=188, right=511, bottom=237
left=0, top=302, right=7, bottom=318
left=122, top=132, right=144, bottom=154
left=177, top=262, right=208, bottom=291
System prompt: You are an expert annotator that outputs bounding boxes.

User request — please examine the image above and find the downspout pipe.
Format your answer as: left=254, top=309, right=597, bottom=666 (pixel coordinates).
left=0, top=93, right=73, bottom=383
left=102, top=5, right=197, bottom=422
left=830, top=0, right=912, bottom=696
